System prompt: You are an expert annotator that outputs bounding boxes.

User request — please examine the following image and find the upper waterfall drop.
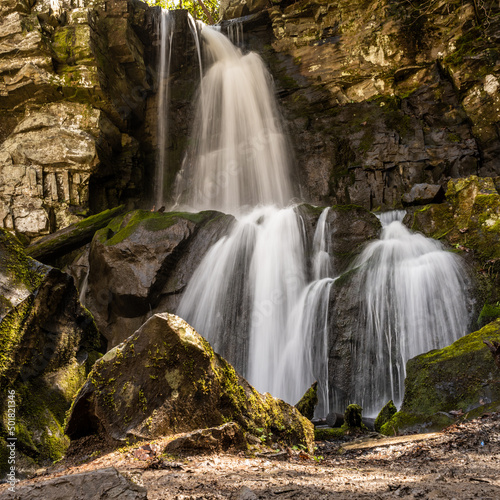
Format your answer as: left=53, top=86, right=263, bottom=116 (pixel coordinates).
left=173, top=25, right=293, bottom=214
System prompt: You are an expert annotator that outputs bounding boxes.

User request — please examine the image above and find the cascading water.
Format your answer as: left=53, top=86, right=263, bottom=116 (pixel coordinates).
left=159, top=20, right=471, bottom=417
left=349, top=211, right=470, bottom=415
left=173, top=26, right=293, bottom=214
left=155, top=11, right=175, bottom=208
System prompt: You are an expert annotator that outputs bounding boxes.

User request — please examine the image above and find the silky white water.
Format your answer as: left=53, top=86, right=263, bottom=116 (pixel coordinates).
left=173, top=26, right=293, bottom=214
left=351, top=212, right=470, bottom=415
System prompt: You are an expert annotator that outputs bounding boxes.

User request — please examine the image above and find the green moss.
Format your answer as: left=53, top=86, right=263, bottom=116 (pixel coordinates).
left=0, top=300, right=32, bottom=376
left=443, top=27, right=484, bottom=67
left=390, top=320, right=500, bottom=434
left=99, top=210, right=209, bottom=246
left=341, top=404, right=367, bottom=433
left=314, top=427, right=345, bottom=440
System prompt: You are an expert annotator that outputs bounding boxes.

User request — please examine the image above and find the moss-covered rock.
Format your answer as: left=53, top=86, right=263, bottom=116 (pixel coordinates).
left=66, top=313, right=314, bottom=453
left=0, top=228, right=103, bottom=477
left=374, top=400, right=397, bottom=433
left=342, top=404, right=367, bottom=434
left=411, top=176, right=500, bottom=263
left=380, top=320, right=500, bottom=435
left=295, top=381, right=318, bottom=420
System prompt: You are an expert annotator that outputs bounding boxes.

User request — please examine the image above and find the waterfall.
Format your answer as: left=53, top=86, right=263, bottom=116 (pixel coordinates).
left=350, top=212, right=470, bottom=415
left=161, top=24, right=471, bottom=418
left=155, top=10, right=175, bottom=208
left=173, top=26, right=293, bottom=214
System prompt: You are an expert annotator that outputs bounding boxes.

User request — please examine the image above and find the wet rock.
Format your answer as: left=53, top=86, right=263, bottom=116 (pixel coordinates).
left=66, top=313, right=314, bottom=452
left=0, top=228, right=103, bottom=477
left=0, top=467, right=147, bottom=500
left=81, top=209, right=234, bottom=347
left=402, top=184, right=445, bottom=206
left=296, top=204, right=381, bottom=275
left=382, top=320, right=500, bottom=435
left=165, top=422, right=246, bottom=454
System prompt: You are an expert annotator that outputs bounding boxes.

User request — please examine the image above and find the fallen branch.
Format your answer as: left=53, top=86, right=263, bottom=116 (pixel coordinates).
left=27, top=205, right=125, bottom=263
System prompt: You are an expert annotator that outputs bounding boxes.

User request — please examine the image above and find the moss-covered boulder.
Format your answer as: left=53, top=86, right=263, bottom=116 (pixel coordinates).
left=374, top=400, right=397, bottom=433
left=342, top=404, right=366, bottom=433
left=81, top=209, right=235, bottom=347
left=66, top=313, right=314, bottom=452
left=295, top=381, right=318, bottom=420
left=0, top=228, right=103, bottom=477
left=381, top=320, right=500, bottom=435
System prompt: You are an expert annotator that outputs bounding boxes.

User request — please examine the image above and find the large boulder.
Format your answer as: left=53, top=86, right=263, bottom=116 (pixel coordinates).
left=0, top=228, right=103, bottom=477
left=381, top=319, right=500, bottom=435
left=81, top=209, right=235, bottom=347
left=66, top=313, right=314, bottom=452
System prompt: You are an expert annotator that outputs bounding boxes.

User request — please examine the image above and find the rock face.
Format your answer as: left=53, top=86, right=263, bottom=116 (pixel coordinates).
left=220, top=0, right=500, bottom=210
left=382, top=319, right=500, bottom=434
left=0, top=228, right=103, bottom=476
left=0, top=467, right=147, bottom=500
left=0, top=0, right=166, bottom=238
left=66, top=313, right=314, bottom=452
left=81, top=209, right=234, bottom=347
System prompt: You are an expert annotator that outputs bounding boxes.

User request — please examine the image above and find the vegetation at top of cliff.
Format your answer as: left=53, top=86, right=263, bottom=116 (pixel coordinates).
left=147, top=0, right=219, bottom=24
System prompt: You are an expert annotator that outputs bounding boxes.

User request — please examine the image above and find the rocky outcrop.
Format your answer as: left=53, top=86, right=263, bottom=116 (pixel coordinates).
left=0, top=0, right=159, bottom=238
left=79, top=208, right=234, bottom=347
left=0, top=228, right=103, bottom=476
left=66, top=313, right=314, bottom=452
left=220, top=0, right=500, bottom=210
left=0, top=467, right=147, bottom=500
left=381, top=319, right=500, bottom=435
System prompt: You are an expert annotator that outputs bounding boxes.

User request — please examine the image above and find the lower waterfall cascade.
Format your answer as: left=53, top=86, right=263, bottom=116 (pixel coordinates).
left=160, top=16, right=472, bottom=417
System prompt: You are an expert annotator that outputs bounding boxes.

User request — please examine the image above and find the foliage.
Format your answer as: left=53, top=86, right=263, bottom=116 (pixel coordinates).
left=146, top=0, right=220, bottom=25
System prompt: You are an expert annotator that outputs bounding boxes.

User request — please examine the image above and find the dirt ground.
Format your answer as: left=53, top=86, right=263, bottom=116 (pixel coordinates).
left=3, top=413, right=500, bottom=499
